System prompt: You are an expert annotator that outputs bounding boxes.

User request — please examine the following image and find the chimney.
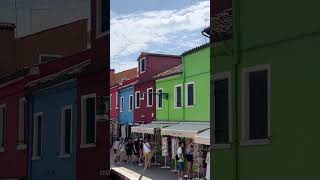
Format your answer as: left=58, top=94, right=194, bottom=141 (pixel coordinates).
left=0, top=23, right=16, bottom=76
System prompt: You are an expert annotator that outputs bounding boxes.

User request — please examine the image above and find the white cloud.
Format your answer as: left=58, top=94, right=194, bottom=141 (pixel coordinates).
left=110, top=0, right=210, bottom=60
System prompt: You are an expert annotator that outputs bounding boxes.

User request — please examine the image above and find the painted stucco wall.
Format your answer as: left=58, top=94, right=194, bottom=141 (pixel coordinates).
left=119, top=86, right=134, bottom=125
left=29, top=81, right=77, bottom=180
left=212, top=0, right=320, bottom=179
left=156, top=46, right=210, bottom=122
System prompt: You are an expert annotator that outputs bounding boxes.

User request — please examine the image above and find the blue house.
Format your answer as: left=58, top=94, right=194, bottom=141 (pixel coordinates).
left=118, top=83, right=136, bottom=138
left=29, top=80, right=77, bottom=180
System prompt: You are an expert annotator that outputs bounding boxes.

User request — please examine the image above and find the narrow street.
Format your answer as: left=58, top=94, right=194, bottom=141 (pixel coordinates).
left=110, top=152, right=178, bottom=180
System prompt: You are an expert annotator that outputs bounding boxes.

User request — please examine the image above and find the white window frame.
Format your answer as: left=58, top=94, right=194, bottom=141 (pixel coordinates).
left=185, top=82, right=196, bottom=108
left=110, top=94, right=112, bottom=110
left=120, top=97, right=124, bottom=112
left=174, top=84, right=183, bottom=109
left=146, top=88, right=153, bottom=107
left=32, top=112, right=43, bottom=160
left=39, top=54, right=62, bottom=64
left=17, top=97, right=27, bottom=150
left=135, top=91, right=141, bottom=109
left=115, top=92, right=119, bottom=109
left=60, top=105, right=72, bottom=158
left=212, top=72, right=232, bottom=149
left=80, top=93, right=97, bottom=148
left=0, top=104, right=6, bottom=153
left=156, top=88, right=163, bottom=109
left=128, top=95, right=133, bottom=111
left=139, top=58, right=146, bottom=74
left=240, top=64, right=271, bottom=146
left=96, top=0, right=108, bottom=38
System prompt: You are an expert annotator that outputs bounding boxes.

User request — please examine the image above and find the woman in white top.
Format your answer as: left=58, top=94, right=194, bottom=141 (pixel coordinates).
left=206, top=151, right=210, bottom=180
left=143, top=138, right=152, bottom=168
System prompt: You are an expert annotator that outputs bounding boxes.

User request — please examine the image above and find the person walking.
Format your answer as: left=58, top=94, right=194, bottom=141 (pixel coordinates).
left=177, top=141, right=185, bottom=180
left=186, top=143, right=194, bottom=179
left=126, top=138, right=133, bottom=163
left=112, top=138, right=120, bottom=164
left=133, top=138, right=140, bottom=164
left=139, top=138, right=144, bottom=166
left=119, top=139, right=126, bottom=164
left=143, top=138, right=152, bottom=168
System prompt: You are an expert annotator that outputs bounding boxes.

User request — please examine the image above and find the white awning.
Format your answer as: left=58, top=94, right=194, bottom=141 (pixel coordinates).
left=161, top=122, right=210, bottom=138
left=131, top=122, right=177, bottom=134
left=194, top=128, right=210, bottom=145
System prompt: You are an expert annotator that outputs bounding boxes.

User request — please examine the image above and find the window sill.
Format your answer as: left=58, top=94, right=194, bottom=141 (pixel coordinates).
left=59, top=154, right=71, bottom=159
left=174, top=107, right=182, bottom=109
left=185, top=105, right=195, bottom=108
left=212, top=143, right=231, bottom=149
left=17, top=144, right=27, bottom=150
left=156, top=107, right=163, bottom=110
left=0, top=147, right=4, bottom=152
left=146, top=105, right=153, bottom=108
left=31, top=156, right=41, bottom=160
left=80, top=143, right=96, bottom=149
left=135, top=107, right=140, bottom=109
left=240, top=139, right=271, bottom=146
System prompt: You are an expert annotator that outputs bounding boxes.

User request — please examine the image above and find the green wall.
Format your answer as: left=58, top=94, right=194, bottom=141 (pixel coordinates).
left=156, top=46, right=210, bottom=122
left=212, top=1, right=320, bottom=179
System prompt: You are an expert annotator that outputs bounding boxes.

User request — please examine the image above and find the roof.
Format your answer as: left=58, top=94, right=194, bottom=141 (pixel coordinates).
left=181, top=43, right=211, bottom=56
left=0, top=23, right=15, bottom=30
left=0, top=68, right=30, bottom=87
left=153, top=64, right=183, bottom=79
left=25, top=60, right=91, bottom=89
left=212, top=8, right=232, bottom=42
left=110, top=68, right=137, bottom=87
left=161, top=122, right=210, bottom=138
left=137, top=52, right=180, bottom=61
left=194, top=128, right=210, bottom=145
left=131, top=122, right=178, bottom=134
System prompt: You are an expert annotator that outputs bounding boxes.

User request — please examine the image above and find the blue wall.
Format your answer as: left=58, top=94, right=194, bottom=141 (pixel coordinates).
left=118, top=86, right=134, bottom=125
left=29, top=81, right=77, bottom=180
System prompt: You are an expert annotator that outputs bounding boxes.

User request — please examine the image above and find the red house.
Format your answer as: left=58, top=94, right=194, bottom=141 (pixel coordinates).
left=134, top=52, right=181, bottom=124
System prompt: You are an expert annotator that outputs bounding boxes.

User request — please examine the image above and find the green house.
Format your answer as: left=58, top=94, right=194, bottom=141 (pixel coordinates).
left=211, top=0, right=320, bottom=179
left=155, top=44, right=210, bottom=123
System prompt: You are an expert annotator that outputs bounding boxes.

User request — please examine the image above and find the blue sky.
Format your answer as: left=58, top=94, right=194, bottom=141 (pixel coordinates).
left=111, top=0, right=210, bottom=72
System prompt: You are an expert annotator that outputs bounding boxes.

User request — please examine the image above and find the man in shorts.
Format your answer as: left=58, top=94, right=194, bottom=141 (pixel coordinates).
left=177, top=141, right=185, bottom=180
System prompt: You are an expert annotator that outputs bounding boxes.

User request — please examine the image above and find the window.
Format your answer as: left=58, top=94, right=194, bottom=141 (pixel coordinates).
left=81, top=94, right=96, bottom=147
left=135, top=91, right=140, bottom=108
left=0, top=104, right=6, bottom=152
left=96, top=0, right=108, bottom=37
left=39, top=54, right=61, bottom=64
left=147, top=88, right=153, bottom=107
left=139, top=58, right=146, bottom=73
left=115, top=92, right=119, bottom=109
left=213, top=73, right=231, bottom=147
left=156, top=89, right=163, bottom=109
left=61, top=106, right=72, bottom=157
left=174, top=84, right=182, bottom=108
left=120, top=97, right=124, bottom=112
left=32, top=113, right=43, bottom=159
left=18, top=98, right=27, bottom=149
left=110, top=94, right=112, bottom=110
left=186, top=82, right=195, bottom=107
left=129, top=95, right=133, bottom=111
left=241, top=65, right=270, bottom=145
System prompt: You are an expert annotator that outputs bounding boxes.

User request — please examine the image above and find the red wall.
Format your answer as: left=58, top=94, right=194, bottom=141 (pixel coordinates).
left=134, top=81, right=155, bottom=124
left=110, top=87, right=119, bottom=120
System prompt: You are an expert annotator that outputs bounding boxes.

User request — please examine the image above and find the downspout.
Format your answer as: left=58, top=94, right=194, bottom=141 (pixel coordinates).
left=182, top=57, right=186, bottom=122
left=232, top=0, right=240, bottom=179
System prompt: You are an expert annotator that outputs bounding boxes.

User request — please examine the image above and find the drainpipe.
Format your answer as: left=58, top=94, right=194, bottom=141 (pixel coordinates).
left=232, top=0, right=240, bottom=179
left=182, top=57, right=186, bottom=122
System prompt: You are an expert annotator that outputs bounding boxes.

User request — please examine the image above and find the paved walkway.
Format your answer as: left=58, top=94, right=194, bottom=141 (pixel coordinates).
left=110, top=152, right=178, bottom=180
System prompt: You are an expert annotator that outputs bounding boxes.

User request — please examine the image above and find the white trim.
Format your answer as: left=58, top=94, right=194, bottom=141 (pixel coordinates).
left=80, top=93, right=97, bottom=148
left=39, top=54, right=62, bottom=64
left=115, top=92, right=119, bottom=109
left=32, top=112, right=43, bottom=160
left=0, top=104, right=6, bottom=152
left=146, top=88, right=153, bottom=107
left=120, top=97, right=124, bottom=112
left=110, top=94, right=112, bottom=110
left=241, top=64, right=271, bottom=145
left=18, top=97, right=26, bottom=148
left=139, top=58, right=146, bottom=74
left=185, top=82, right=195, bottom=108
left=174, top=84, right=183, bottom=109
left=156, top=88, right=163, bottom=109
left=60, top=105, right=72, bottom=156
left=212, top=72, right=232, bottom=148
left=135, top=91, right=141, bottom=109
left=128, top=95, right=133, bottom=111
